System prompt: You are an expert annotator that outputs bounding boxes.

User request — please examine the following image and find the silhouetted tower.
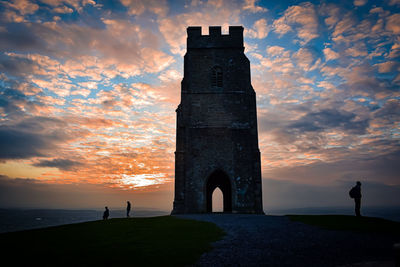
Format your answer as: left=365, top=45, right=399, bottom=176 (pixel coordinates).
left=172, top=26, right=263, bottom=214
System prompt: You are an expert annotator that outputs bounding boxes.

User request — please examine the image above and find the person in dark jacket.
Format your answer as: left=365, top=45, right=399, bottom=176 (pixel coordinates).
left=103, top=206, right=109, bottom=220
left=126, top=201, right=131, bottom=217
left=352, top=181, right=362, bottom=217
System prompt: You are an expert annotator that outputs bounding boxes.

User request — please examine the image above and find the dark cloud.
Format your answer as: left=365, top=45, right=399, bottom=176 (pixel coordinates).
left=0, top=117, right=70, bottom=159
left=289, top=109, right=369, bottom=134
left=0, top=19, right=151, bottom=65
left=0, top=127, right=48, bottom=159
left=258, top=108, right=370, bottom=148
left=263, top=149, right=400, bottom=185
left=13, top=116, right=66, bottom=133
left=336, top=63, right=399, bottom=97
left=0, top=85, right=47, bottom=121
left=373, top=99, right=400, bottom=119
left=0, top=54, right=41, bottom=78
left=33, top=158, right=82, bottom=171
left=0, top=23, right=45, bottom=53
left=0, top=87, right=28, bottom=119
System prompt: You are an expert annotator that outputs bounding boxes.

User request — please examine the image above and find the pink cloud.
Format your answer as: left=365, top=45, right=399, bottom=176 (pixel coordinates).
left=4, top=0, right=39, bottom=15
left=158, top=3, right=241, bottom=54
left=246, top=19, right=270, bottom=39
left=323, top=47, right=339, bottom=61
left=39, top=0, right=96, bottom=12
left=272, top=2, right=318, bottom=44
left=332, top=13, right=355, bottom=37
left=386, top=13, right=400, bottom=34
left=2, top=10, right=25, bottom=22
left=353, top=0, right=367, bottom=7
left=242, top=0, right=267, bottom=13
left=375, top=61, right=398, bottom=73
left=53, top=5, right=73, bottom=13
left=120, top=0, right=168, bottom=17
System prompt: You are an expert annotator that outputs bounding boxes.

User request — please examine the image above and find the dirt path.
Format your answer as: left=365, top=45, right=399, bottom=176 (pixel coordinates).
left=178, top=214, right=398, bottom=267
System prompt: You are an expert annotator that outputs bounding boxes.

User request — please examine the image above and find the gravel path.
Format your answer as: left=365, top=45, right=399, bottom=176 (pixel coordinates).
left=178, top=214, right=399, bottom=267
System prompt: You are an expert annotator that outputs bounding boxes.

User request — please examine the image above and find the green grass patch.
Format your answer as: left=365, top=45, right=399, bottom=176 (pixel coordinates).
left=288, top=215, right=400, bottom=235
left=0, top=216, right=224, bottom=266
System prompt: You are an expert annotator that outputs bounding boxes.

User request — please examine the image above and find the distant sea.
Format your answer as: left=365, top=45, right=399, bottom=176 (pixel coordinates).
left=1, top=206, right=399, bottom=234
left=0, top=208, right=169, bottom=233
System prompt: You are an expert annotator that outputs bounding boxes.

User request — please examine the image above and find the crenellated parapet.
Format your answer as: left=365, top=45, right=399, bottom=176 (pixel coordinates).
left=187, top=26, right=244, bottom=49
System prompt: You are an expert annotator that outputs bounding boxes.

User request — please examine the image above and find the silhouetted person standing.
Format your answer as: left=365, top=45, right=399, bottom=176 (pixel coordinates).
left=126, top=201, right=131, bottom=217
left=349, top=181, right=362, bottom=217
left=103, top=206, right=109, bottom=220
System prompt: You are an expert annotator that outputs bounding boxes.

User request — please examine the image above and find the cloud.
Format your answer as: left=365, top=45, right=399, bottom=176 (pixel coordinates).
left=120, top=0, right=168, bottom=17
left=0, top=18, right=173, bottom=76
left=71, top=89, right=91, bottom=97
left=375, top=61, right=399, bottom=73
left=0, top=23, right=46, bottom=52
left=353, top=0, right=367, bottom=7
left=293, top=47, right=319, bottom=71
left=53, top=5, right=74, bottom=13
left=0, top=128, right=49, bottom=159
left=320, top=3, right=340, bottom=29
left=323, top=47, right=339, bottom=61
left=242, top=0, right=267, bottom=13
left=386, top=13, right=400, bottom=34
left=0, top=0, right=399, bottom=203
left=159, top=69, right=181, bottom=82
left=296, top=109, right=367, bottom=133
left=33, top=158, right=82, bottom=171
left=331, top=15, right=355, bottom=39
left=246, top=18, right=270, bottom=39
left=0, top=116, right=73, bottom=159
left=389, top=0, right=400, bottom=6
left=39, top=0, right=97, bottom=12
left=0, top=54, right=41, bottom=77
left=158, top=2, right=241, bottom=54
left=272, top=2, right=318, bottom=44
left=266, top=46, right=288, bottom=57
left=372, top=98, right=400, bottom=120
left=3, top=0, right=39, bottom=15
left=0, top=86, right=41, bottom=119
left=263, top=149, right=400, bottom=185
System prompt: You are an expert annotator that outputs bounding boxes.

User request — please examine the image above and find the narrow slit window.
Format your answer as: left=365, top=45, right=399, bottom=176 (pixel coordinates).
left=211, top=67, right=223, bottom=87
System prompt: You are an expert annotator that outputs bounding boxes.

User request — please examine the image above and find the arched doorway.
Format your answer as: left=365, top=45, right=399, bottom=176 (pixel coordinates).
left=206, top=170, right=232, bottom=212
left=212, top=188, right=223, bottom=212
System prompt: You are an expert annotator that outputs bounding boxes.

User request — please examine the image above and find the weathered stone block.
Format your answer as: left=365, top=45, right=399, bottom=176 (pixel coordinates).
left=172, top=26, right=263, bottom=214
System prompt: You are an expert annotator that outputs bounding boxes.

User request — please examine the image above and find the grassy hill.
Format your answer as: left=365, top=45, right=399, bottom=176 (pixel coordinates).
left=0, top=216, right=224, bottom=266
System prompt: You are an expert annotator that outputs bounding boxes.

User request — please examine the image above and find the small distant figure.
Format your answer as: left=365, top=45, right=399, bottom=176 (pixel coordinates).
left=349, top=181, right=362, bottom=217
left=103, top=206, right=109, bottom=220
left=126, top=201, right=131, bottom=217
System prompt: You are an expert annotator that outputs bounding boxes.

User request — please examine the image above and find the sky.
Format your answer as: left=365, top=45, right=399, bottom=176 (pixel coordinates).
left=0, top=0, right=399, bottom=211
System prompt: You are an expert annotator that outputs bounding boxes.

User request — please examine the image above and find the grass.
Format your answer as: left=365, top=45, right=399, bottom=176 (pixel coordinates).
left=288, top=215, right=400, bottom=235
left=0, top=216, right=225, bottom=266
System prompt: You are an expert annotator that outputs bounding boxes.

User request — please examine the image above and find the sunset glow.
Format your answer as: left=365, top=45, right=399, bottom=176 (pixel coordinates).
left=0, top=0, right=399, bottom=209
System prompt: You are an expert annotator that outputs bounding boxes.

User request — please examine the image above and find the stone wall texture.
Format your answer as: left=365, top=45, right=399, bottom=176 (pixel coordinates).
left=172, top=26, right=263, bottom=214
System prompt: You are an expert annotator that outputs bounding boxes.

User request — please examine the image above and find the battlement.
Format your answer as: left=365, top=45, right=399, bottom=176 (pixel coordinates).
left=187, top=26, right=244, bottom=49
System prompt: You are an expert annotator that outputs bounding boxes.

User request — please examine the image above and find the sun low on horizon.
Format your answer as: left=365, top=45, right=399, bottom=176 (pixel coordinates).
left=0, top=0, right=399, bottom=210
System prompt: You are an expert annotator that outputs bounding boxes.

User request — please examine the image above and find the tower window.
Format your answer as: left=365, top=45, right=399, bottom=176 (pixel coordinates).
left=211, top=66, right=223, bottom=87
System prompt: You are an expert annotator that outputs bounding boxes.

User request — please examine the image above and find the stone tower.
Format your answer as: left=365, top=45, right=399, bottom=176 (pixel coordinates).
left=172, top=26, right=263, bottom=214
